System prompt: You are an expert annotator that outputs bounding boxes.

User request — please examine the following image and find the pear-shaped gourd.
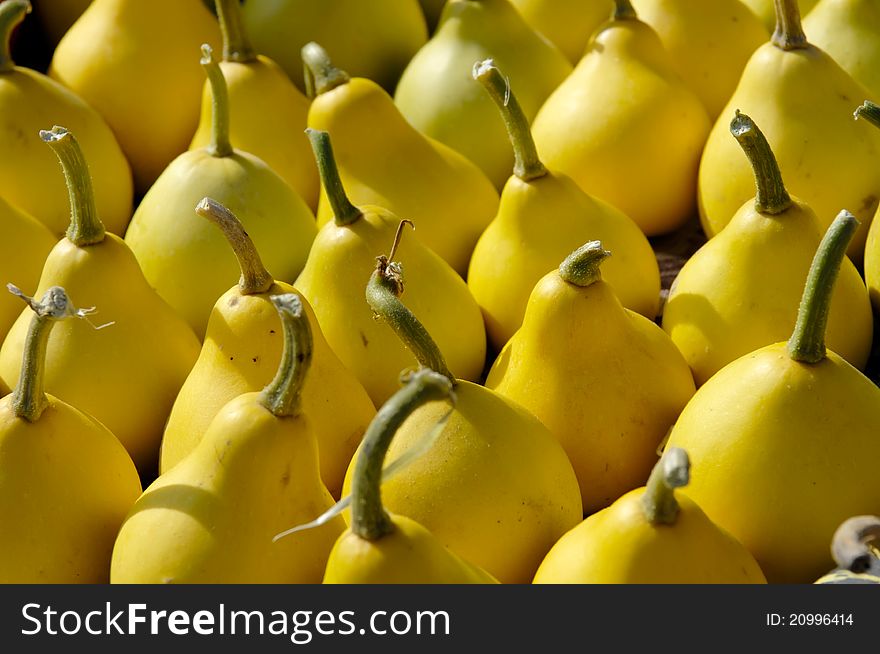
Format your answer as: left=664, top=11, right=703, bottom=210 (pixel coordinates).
left=322, top=370, right=498, bottom=584
left=0, top=128, right=200, bottom=474
left=304, top=44, right=498, bottom=276
left=664, top=112, right=872, bottom=385
left=296, top=130, right=486, bottom=406
left=340, top=248, right=583, bottom=584
left=742, top=0, right=819, bottom=31
left=49, top=0, right=220, bottom=192
left=190, top=0, right=318, bottom=210
left=0, top=195, right=54, bottom=339
left=0, top=285, right=141, bottom=583
left=487, top=242, right=694, bottom=513
left=0, top=0, right=132, bottom=235
left=241, top=0, right=427, bottom=93
left=395, top=0, right=573, bottom=188
left=125, top=46, right=316, bottom=338
left=160, top=199, right=374, bottom=498
left=666, top=211, right=880, bottom=583
left=510, top=0, right=612, bottom=64
left=532, top=0, right=711, bottom=236
left=111, top=293, right=344, bottom=584
left=804, top=0, right=880, bottom=100
left=698, top=0, right=880, bottom=259
left=534, top=449, right=766, bottom=583
left=854, top=102, right=880, bottom=314
left=815, top=516, right=880, bottom=584
left=631, top=0, right=768, bottom=120
left=468, top=60, right=659, bottom=351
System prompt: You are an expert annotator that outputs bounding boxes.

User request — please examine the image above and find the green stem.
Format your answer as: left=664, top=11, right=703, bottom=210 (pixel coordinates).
left=301, top=42, right=350, bottom=99
left=215, top=0, right=256, bottom=63
left=854, top=101, right=880, bottom=130
left=201, top=44, right=233, bottom=158
left=830, top=516, right=880, bottom=574
left=0, top=0, right=28, bottom=73
left=787, top=210, right=858, bottom=364
left=351, top=369, right=455, bottom=540
left=258, top=293, right=312, bottom=418
left=40, top=126, right=105, bottom=246
left=195, top=197, right=273, bottom=295
left=558, top=241, right=612, bottom=287
left=772, top=0, right=808, bottom=51
left=641, top=447, right=690, bottom=525
left=306, top=129, right=362, bottom=226
left=10, top=286, right=78, bottom=422
left=613, top=0, right=637, bottom=20
left=730, top=111, right=792, bottom=215
left=473, top=59, right=546, bottom=182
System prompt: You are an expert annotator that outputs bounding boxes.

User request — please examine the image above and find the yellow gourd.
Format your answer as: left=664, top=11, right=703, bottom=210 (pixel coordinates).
left=510, top=0, right=612, bottom=64
left=666, top=211, right=880, bottom=583
left=468, top=60, right=659, bottom=352
left=0, top=0, right=132, bottom=236
left=125, top=46, right=316, bottom=338
left=190, top=0, right=318, bottom=210
left=295, top=129, right=486, bottom=406
left=322, top=369, right=498, bottom=584
left=0, top=285, right=141, bottom=583
left=111, top=293, right=343, bottom=584
left=854, top=102, right=880, bottom=315
left=304, top=44, right=498, bottom=276
left=533, top=448, right=766, bottom=584
left=159, top=199, right=374, bottom=498
left=664, top=112, right=872, bottom=385
left=531, top=0, right=711, bottom=236
left=0, top=128, right=200, bottom=474
left=487, top=242, right=694, bottom=513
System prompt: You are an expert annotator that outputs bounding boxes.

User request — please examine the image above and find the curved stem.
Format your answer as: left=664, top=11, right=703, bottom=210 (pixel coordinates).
left=40, top=126, right=105, bottom=246
left=641, top=447, right=690, bottom=525
left=258, top=293, right=312, bottom=417
left=195, top=198, right=273, bottom=295
left=301, top=42, right=350, bottom=99
left=215, top=0, right=256, bottom=63
left=351, top=369, right=455, bottom=540
left=613, top=0, right=637, bottom=20
left=830, top=516, right=880, bottom=574
left=772, top=0, right=808, bottom=51
left=201, top=44, right=234, bottom=158
left=558, top=241, right=612, bottom=287
left=0, top=0, right=28, bottom=73
left=306, top=129, right=362, bottom=226
left=787, top=211, right=858, bottom=364
left=854, top=101, right=880, bottom=130
left=730, top=111, right=792, bottom=215
left=473, top=59, right=546, bottom=182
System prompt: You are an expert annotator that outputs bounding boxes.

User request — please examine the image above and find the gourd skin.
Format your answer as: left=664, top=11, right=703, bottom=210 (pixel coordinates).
left=49, top=0, right=221, bottom=192
left=509, top=0, right=612, bottom=63
left=533, top=489, right=766, bottom=584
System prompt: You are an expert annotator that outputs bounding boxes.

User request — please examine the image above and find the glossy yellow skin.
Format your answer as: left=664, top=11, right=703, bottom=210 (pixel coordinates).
left=533, top=489, right=766, bottom=584
left=468, top=171, right=660, bottom=351
left=296, top=206, right=486, bottom=406
left=0, top=394, right=141, bottom=583
left=35, top=0, right=93, bottom=45
left=310, top=77, right=498, bottom=276
left=532, top=18, right=710, bottom=236
left=49, top=0, right=221, bottom=192
left=741, top=0, right=819, bottom=31
left=666, top=347, right=880, bottom=583
left=0, top=196, right=55, bottom=339
left=324, top=514, right=499, bottom=584
left=698, top=44, right=880, bottom=259
left=805, top=0, right=880, bottom=100
left=664, top=198, right=872, bottom=386
left=510, top=0, right=612, bottom=63
left=112, top=393, right=344, bottom=583
left=124, top=149, right=317, bottom=338
left=0, top=236, right=200, bottom=472
left=0, top=64, right=132, bottom=236
left=631, top=0, right=768, bottom=120
left=241, top=0, right=427, bottom=92
left=487, top=275, right=694, bottom=513
left=190, top=57, right=319, bottom=211
left=342, top=381, right=583, bottom=584
left=159, top=282, right=375, bottom=497
left=395, top=0, right=573, bottom=188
